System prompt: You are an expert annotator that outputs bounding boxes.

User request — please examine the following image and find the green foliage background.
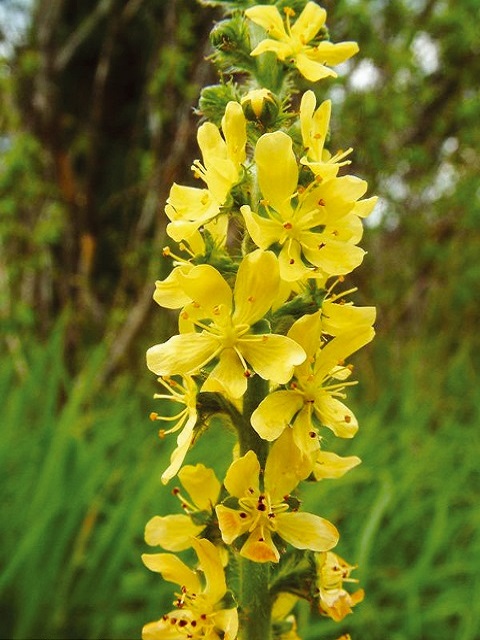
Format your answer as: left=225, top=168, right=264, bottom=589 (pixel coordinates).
left=1, top=0, right=479, bottom=638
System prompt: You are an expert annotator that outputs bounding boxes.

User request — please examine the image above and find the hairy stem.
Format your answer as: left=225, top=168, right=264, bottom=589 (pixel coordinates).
left=237, top=374, right=272, bottom=640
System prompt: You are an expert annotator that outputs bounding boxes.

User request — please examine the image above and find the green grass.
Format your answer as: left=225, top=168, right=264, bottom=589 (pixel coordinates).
left=1, top=326, right=479, bottom=639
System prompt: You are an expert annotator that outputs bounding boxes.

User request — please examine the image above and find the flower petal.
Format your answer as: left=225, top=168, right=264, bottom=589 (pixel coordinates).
left=224, top=450, right=260, bottom=497
left=216, top=504, right=252, bottom=543
left=313, top=451, right=361, bottom=480
left=232, top=250, right=279, bottom=326
left=144, top=514, right=203, bottom=551
left=251, top=390, right=304, bottom=441
left=146, top=333, right=220, bottom=376
left=240, top=205, right=283, bottom=249
left=141, top=553, right=201, bottom=592
left=203, top=348, right=247, bottom=399
left=276, top=512, right=339, bottom=552
left=314, top=395, right=358, bottom=438
left=264, top=428, right=312, bottom=499
left=290, top=2, right=326, bottom=43
left=214, top=608, right=239, bottom=640
left=240, top=527, right=280, bottom=563
left=222, top=101, right=247, bottom=167
left=176, top=264, right=232, bottom=312
left=178, top=464, right=220, bottom=511
left=287, top=311, right=322, bottom=358
left=239, top=334, right=306, bottom=384
left=191, top=538, right=226, bottom=603
left=255, top=131, right=298, bottom=215
left=308, top=40, right=359, bottom=66
left=245, top=6, right=288, bottom=41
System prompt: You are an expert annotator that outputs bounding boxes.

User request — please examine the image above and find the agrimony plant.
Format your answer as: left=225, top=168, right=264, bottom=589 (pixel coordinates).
left=142, top=2, right=376, bottom=639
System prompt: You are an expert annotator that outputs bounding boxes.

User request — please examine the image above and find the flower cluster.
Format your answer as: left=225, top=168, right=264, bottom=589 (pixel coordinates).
left=142, top=3, right=375, bottom=639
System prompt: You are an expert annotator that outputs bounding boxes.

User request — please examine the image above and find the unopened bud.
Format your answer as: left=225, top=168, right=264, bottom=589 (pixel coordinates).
left=241, top=89, right=280, bottom=126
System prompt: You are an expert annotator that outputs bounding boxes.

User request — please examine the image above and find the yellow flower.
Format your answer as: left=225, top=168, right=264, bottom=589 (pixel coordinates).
left=150, top=375, right=199, bottom=484
left=299, top=90, right=353, bottom=180
left=165, top=101, right=246, bottom=244
left=245, top=3, right=358, bottom=82
left=251, top=311, right=375, bottom=456
left=142, top=538, right=238, bottom=640
left=144, top=464, right=221, bottom=551
left=215, top=438, right=339, bottom=563
left=241, top=131, right=374, bottom=281
left=147, top=250, right=306, bottom=399
left=315, top=551, right=364, bottom=622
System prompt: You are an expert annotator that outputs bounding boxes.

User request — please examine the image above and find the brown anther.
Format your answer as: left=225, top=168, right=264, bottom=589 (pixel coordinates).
left=268, top=512, right=276, bottom=519
left=284, top=6, right=295, bottom=16
left=248, top=487, right=255, bottom=494
left=283, top=222, right=293, bottom=230
left=283, top=495, right=290, bottom=501
left=318, top=242, right=326, bottom=249
left=149, top=412, right=159, bottom=421
left=193, top=301, right=200, bottom=308
left=244, top=369, right=252, bottom=378
left=318, top=198, right=326, bottom=206
left=191, top=620, right=197, bottom=627
left=297, top=185, right=306, bottom=194
left=314, top=133, right=322, bottom=140
left=200, top=614, right=207, bottom=620
left=213, top=305, right=220, bottom=315
left=258, top=537, right=265, bottom=542
left=332, top=229, right=339, bottom=236
left=162, top=246, right=171, bottom=256
left=257, top=503, right=267, bottom=512
left=239, top=512, right=248, bottom=519
left=158, top=429, right=166, bottom=438
left=290, top=382, right=297, bottom=389
left=181, top=311, right=189, bottom=320
left=247, top=295, right=255, bottom=302
left=344, top=415, right=351, bottom=423
left=179, top=620, right=188, bottom=627
left=309, top=431, right=317, bottom=438
left=172, top=487, right=180, bottom=495
left=262, top=335, right=268, bottom=342
left=289, top=258, right=295, bottom=264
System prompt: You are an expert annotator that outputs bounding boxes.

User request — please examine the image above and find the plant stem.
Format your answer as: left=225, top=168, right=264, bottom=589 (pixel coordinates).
left=237, top=374, right=272, bottom=640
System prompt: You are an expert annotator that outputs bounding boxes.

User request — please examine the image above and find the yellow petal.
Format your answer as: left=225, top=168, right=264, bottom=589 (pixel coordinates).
left=240, top=527, right=280, bottom=563
left=141, top=553, right=201, bottom=592
left=309, top=40, right=359, bottom=66
left=290, top=2, right=326, bottom=44
left=222, top=101, right=247, bottom=166
left=191, top=538, right=226, bottom=603
left=313, top=327, right=375, bottom=382
left=250, top=38, right=292, bottom=60
left=287, top=311, right=322, bottom=358
left=313, top=451, right=361, bottom=480
left=224, top=450, right=260, bottom=497
left=153, top=265, right=195, bottom=310
left=176, top=264, right=232, bottom=312
left=216, top=504, right=252, bottom=544
left=214, top=609, right=239, bottom=640
left=178, top=464, right=220, bottom=511
left=245, top=6, right=288, bottom=40
left=204, top=347, right=247, bottom=399
left=314, top=395, right=358, bottom=438
left=321, top=300, right=376, bottom=336
left=251, top=390, right=303, bottom=441
left=232, top=250, right=279, bottom=326
left=144, top=514, right=202, bottom=551
left=265, top=428, right=312, bottom=499
left=353, top=195, right=378, bottom=218
left=276, top=512, right=339, bottom=552
left=239, top=334, right=306, bottom=384
left=278, top=241, right=311, bottom=282
left=255, top=132, right=298, bottom=215
left=302, top=238, right=365, bottom=276
left=240, top=205, right=283, bottom=249
left=300, top=90, right=317, bottom=148
left=146, top=333, right=220, bottom=376
left=295, top=52, right=336, bottom=82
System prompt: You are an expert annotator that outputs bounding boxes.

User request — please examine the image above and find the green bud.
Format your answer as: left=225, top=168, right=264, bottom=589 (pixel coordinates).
left=241, top=88, right=280, bottom=126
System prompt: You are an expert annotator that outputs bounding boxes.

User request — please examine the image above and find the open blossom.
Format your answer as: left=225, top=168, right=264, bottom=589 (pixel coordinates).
left=315, top=551, right=364, bottom=621
left=165, top=101, right=246, bottom=244
left=300, top=90, right=354, bottom=180
left=145, top=464, right=221, bottom=551
left=142, top=538, right=238, bottom=640
left=150, top=375, right=199, bottom=484
left=251, top=311, right=375, bottom=457
left=215, top=436, right=339, bottom=563
left=147, top=250, right=306, bottom=399
left=241, top=131, right=376, bottom=281
left=245, top=3, right=358, bottom=82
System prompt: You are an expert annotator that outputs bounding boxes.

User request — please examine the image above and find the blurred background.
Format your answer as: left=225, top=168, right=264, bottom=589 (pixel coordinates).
left=1, top=0, right=479, bottom=638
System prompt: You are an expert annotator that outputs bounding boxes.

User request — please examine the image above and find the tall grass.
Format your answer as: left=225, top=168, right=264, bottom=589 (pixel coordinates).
left=1, top=326, right=478, bottom=639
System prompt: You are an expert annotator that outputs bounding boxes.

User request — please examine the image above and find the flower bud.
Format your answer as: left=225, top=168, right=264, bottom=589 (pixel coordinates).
left=241, top=89, right=280, bottom=126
